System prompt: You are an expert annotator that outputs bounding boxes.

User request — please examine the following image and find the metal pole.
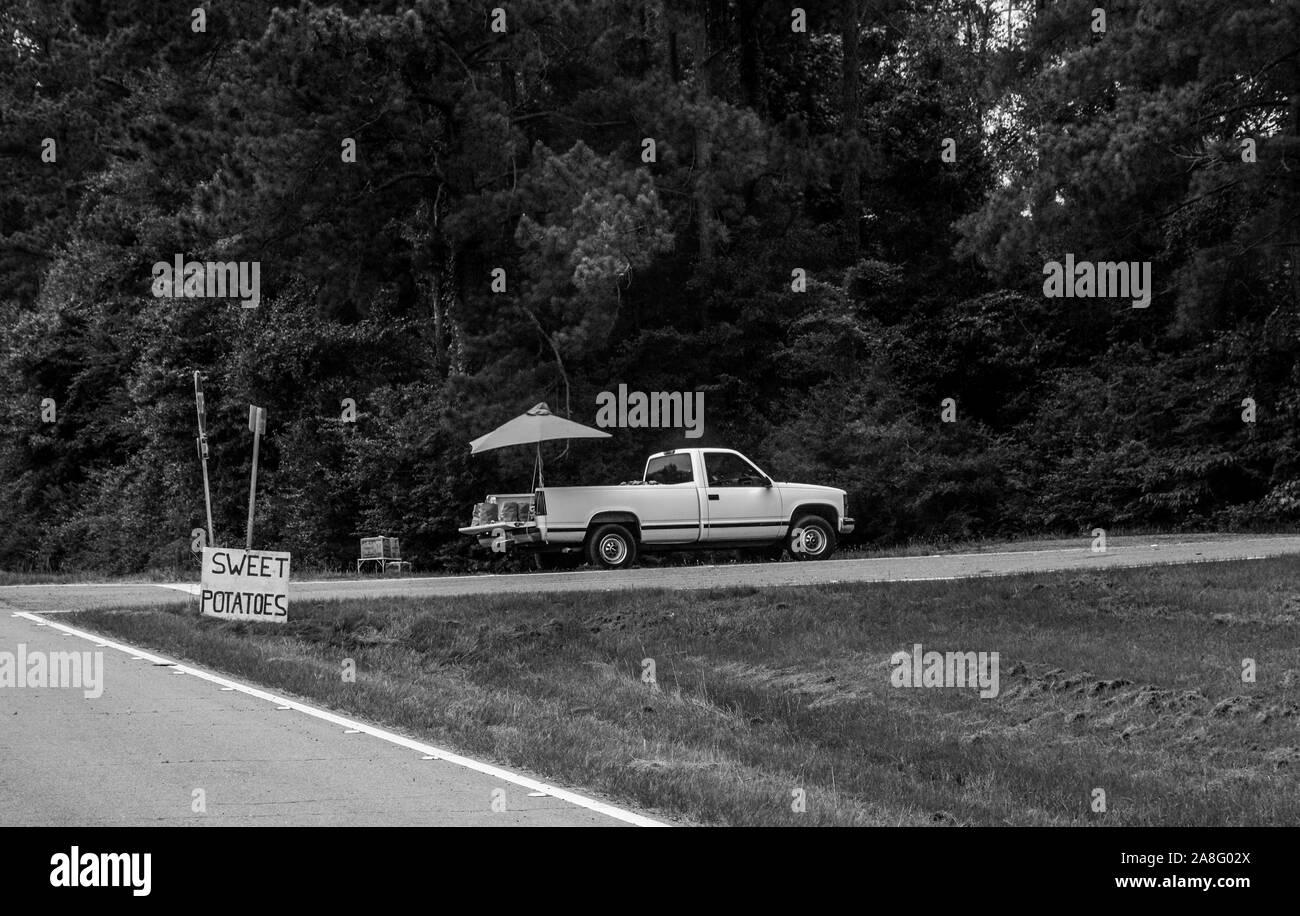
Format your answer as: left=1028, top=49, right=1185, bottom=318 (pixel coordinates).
left=197, top=436, right=214, bottom=548
left=194, top=372, right=214, bottom=549
left=246, top=410, right=261, bottom=550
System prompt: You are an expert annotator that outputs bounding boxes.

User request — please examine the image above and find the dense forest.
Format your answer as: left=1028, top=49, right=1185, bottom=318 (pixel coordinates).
left=2, top=0, right=1298, bottom=573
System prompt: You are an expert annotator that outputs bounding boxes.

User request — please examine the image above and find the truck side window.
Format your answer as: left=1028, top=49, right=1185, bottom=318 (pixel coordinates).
left=704, top=452, right=765, bottom=487
left=645, top=454, right=694, bottom=484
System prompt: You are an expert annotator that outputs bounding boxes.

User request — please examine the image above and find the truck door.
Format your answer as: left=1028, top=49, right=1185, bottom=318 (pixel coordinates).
left=640, top=452, right=703, bottom=544
left=700, top=451, right=785, bottom=543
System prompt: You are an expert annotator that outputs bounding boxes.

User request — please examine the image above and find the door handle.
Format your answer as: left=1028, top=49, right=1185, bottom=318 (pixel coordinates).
left=708, top=493, right=720, bottom=501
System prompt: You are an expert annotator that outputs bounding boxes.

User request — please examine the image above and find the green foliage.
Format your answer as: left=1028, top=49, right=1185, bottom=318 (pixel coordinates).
left=2, top=0, right=1298, bottom=573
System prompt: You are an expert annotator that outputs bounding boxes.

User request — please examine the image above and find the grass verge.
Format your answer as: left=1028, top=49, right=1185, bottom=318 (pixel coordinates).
left=68, top=557, right=1300, bottom=826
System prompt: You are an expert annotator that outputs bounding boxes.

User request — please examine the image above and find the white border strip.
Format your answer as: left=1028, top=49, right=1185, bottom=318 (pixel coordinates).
left=12, top=611, right=668, bottom=828
left=154, top=583, right=200, bottom=595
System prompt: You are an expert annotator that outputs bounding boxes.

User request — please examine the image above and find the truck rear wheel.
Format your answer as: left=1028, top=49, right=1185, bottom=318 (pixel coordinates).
left=586, top=524, right=638, bottom=569
left=788, top=515, right=837, bottom=560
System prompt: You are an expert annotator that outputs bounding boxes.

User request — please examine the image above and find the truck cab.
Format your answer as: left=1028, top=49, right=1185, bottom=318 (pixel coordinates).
left=638, top=449, right=791, bottom=545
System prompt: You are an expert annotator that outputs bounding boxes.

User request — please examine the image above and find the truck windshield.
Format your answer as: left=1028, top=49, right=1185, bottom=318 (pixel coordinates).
left=645, top=454, right=694, bottom=484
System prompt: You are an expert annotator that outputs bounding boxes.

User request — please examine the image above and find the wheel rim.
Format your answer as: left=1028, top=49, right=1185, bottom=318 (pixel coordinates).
left=599, top=535, right=628, bottom=565
left=799, top=527, right=826, bottom=556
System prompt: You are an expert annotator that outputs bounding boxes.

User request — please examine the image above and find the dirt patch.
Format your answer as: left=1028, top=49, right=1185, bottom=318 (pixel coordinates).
left=709, top=659, right=876, bottom=709
left=1264, top=747, right=1300, bottom=768
left=970, top=661, right=1299, bottom=773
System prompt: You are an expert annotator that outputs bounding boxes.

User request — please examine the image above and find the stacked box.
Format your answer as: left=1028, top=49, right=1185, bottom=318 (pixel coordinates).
left=360, top=536, right=401, bottom=558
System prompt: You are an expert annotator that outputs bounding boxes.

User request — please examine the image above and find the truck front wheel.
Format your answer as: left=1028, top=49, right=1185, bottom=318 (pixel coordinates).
left=586, top=524, right=638, bottom=569
left=788, top=515, right=837, bottom=560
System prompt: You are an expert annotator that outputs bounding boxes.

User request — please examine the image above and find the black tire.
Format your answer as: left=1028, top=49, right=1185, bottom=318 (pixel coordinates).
left=787, top=515, right=837, bottom=560
left=586, top=523, right=638, bottom=569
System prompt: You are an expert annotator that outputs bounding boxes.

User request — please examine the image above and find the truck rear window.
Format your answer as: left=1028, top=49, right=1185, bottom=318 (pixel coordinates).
left=645, top=454, right=694, bottom=484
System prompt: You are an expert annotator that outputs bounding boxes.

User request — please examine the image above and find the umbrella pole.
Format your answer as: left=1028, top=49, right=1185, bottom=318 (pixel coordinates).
left=536, top=441, right=544, bottom=489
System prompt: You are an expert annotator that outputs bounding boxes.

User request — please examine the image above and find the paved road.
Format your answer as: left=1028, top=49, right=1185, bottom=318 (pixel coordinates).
left=0, top=609, right=660, bottom=827
left=283, top=533, right=1300, bottom=599
left=6, top=535, right=1297, bottom=612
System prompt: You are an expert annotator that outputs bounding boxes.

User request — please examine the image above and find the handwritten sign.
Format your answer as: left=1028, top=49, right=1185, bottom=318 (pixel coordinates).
left=200, top=547, right=289, bottom=623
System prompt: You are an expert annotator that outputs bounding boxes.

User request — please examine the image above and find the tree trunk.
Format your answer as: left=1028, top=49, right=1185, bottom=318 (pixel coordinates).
left=500, top=60, right=517, bottom=111
left=430, top=268, right=446, bottom=377
left=439, top=247, right=465, bottom=375
left=1289, top=90, right=1300, bottom=306
left=693, top=0, right=727, bottom=266
left=841, top=0, right=861, bottom=254
left=738, top=0, right=765, bottom=113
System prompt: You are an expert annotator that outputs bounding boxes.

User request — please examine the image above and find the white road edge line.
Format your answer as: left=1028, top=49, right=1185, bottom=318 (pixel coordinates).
left=13, top=611, right=668, bottom=828
left=155, top=583, right=200, bottom=595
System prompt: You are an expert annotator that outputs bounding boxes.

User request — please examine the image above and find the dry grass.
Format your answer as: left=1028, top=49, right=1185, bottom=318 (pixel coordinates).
left=68, top=557, right=1300, bottom=825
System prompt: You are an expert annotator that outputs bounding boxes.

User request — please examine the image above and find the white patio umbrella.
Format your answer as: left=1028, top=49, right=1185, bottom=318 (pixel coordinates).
left=469, top=402, right=611, bottom=487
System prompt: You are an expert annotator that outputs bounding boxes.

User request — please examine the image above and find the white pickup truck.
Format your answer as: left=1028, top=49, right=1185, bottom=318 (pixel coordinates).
left=459, top=448, right=854, bottom=569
